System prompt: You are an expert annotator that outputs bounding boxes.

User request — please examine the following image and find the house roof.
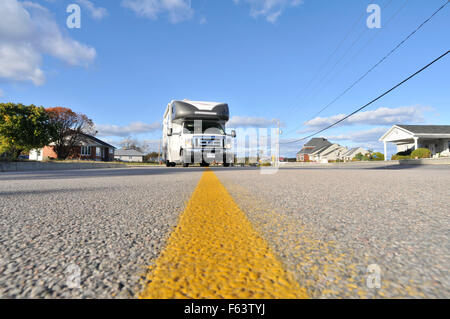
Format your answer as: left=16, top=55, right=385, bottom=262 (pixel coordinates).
left=396, top=125, right=450, bottom=134
left=115, top=149, right=145, bottom=156
left=380, top=125, right=450, bottom=141
left=342, top=147, right=360, bottom=157
left=343, top=147, right=367, bottom=157
left=342, top=147, right=357, bottom=157
left=80, top=133, right=116, bottom=149
left=297, top=138, right=332, bottom=154
left=308, top=145, right=330, bottom=155
left=320, top=145, right=347, bottom=157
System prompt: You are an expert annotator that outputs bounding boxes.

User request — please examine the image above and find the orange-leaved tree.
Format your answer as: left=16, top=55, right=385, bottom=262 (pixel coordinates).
left=46, top=107, right=96, bottom=160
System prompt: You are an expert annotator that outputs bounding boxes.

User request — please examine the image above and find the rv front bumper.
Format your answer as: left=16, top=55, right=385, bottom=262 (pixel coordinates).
left=182, top=149, right=234, bottom=164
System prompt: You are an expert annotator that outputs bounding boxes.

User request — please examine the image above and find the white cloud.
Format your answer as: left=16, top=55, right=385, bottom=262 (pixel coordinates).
left=326, top=127, right=388, bottom=143
left=301, top=106, right=427, bottom=132
left=233, top=0, right=303, bottom=23
left=96, top=121, right=163, bottom=137
left=76, top=0, right=108, bottom=20
left=0, top=0, right=96, bottom=85
left=228, top=116, right=280, bottom=128
left=122, top=0, right=193, bottom=23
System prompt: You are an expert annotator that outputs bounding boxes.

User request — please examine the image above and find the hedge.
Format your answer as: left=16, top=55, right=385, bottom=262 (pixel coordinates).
left=411, top=148, right=431, bottom=159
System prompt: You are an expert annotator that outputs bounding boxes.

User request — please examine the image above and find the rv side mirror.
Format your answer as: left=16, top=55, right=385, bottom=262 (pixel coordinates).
left=168, top=128, right=173, bottom=136
left=231, top=130, right=236, bottom=138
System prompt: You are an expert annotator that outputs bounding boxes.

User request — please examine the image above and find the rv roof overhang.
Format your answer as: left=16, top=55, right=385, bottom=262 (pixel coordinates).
left=170, top=100, right=229, bottom=122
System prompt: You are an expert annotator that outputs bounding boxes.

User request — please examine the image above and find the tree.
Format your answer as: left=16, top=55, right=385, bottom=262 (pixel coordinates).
left=354, top=153, right=364, bottom=161
left=372, top=152, right=385, bottom=161
left=144, top=152, right=160, bottom=163
left=46, top=107, right=95, bottom=160
left=0, top=103, right=55, bottom=159
left=119, top=138, right=143, bottom=152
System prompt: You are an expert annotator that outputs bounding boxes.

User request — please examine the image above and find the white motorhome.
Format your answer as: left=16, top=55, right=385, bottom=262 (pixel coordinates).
left=162, top=100, right=236, bottom=167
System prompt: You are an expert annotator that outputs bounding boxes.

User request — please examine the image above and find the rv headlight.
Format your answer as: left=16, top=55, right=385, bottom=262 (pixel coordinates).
left=184, top=137, right=193, bottom=149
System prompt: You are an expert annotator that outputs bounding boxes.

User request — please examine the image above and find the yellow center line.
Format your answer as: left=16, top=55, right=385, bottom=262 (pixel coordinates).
left=139, top=169, right=308, bottom=299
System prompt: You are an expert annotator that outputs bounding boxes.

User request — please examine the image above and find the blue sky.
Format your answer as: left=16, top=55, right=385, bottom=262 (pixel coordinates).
left=0, top=0, right=449, bottom=156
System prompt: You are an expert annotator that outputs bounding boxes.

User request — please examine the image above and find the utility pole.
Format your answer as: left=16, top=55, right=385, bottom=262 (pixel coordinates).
left=275, top=120, right=281, bottom=166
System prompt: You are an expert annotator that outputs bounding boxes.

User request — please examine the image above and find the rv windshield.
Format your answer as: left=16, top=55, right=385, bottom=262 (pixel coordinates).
left=183, top=121, right=225, bottom=135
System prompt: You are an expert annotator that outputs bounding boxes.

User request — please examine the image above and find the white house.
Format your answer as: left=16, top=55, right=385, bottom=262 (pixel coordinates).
left=379, top=125, right=450, bottom=160
left=296, top=138, right=332, bottom=162
left=309, top=144, right=336, bottom=163
left=342, top=147, right=369, bottom=161
left=114, top=149, right=145, bottom=162
left=320, top=144, right=349, bottom=162
left=297, top=138, right=369, bottom=163
left=308, top=143, right=349, bottom=163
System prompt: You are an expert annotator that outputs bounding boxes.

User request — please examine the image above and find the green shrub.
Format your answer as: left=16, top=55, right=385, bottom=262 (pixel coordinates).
left=392, top=154, right=411, bottom=160
left=260, top=162, right=272, bottom=167
left=411, top=148, right=431, bottom=159
left=372, top=152, right=384, bottom=161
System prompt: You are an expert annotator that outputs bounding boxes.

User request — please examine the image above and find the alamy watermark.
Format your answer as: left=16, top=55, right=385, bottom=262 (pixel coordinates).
left=66, top=4, right=81, bottom=29
left=366, top=264, right=381, bottom=289
left=65, top=264, right=81, bottom=289
left=367, top=4, right=382, bottom=29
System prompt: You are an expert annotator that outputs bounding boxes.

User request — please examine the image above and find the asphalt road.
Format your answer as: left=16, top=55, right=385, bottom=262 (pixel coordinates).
left=0, top=165, right=448, bottom=298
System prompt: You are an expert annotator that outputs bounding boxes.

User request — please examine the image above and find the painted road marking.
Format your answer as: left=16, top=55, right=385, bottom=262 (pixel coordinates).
left=139, top=169, right=308, bottom=299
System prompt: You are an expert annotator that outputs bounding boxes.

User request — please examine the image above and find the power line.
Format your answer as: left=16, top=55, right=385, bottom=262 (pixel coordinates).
left=281, top=50, right=449, bottom=145
left=287, top=0, right=374, bottom=106
left=284, top=0, right=449, bottom=136
left=288, top=0, right=395, bottom=118
left=342, top=0, right=410, bottom=74
left=315, top=0, right=410, bottom=104
left=310, top=0, right=449, bottom=118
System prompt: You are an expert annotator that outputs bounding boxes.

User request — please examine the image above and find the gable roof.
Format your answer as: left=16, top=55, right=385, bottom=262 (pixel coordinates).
left=309, top=144, right=332, bottom=155
left=115, top=149, right=145, bottom=156
left=396, top=125, right=450, bottom=134
left=342, top=147, right=358, bottom=157
left=320, top=145, right=347, bottom=157
left=297, top=138, right=332, bottom=154
left=304, top=137, right=332, bottom=147
left=80, top=133, right=116, bottom=149
left=343, top=147, right=367, bottom=157
left=380, top=125, right=450, bottom=141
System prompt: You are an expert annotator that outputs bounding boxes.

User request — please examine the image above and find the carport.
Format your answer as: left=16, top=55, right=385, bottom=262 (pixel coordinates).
left=379, top=125, right=450, bottom=160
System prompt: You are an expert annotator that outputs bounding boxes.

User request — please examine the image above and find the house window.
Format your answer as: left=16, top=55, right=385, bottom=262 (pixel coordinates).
left=96, top=147, right=101, bottom=157
left=81, top=146, right=91, bottom=156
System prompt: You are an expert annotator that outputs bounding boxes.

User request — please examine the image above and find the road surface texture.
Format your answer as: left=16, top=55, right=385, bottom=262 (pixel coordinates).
left=0, top=165, right=449, bottom=298
left=0, top=168, right=203, bottom=298
left=215, top=165, right=450, bottom=298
